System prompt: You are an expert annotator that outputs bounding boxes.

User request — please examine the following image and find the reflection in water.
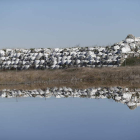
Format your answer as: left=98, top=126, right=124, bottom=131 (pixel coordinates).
left=0, top=87, right=140, bottom=110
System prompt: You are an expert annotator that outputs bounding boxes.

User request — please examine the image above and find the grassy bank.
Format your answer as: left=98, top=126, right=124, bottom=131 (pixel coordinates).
left=0, top=66, right=140, bottom=83
left=0, top=66, right=140, bottom=90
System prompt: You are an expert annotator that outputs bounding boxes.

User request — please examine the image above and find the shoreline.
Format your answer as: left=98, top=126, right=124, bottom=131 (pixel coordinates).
left=0, top=66, right=140, bottom=90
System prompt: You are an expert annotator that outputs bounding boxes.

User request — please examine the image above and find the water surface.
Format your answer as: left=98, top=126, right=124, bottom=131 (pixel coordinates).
left=0, top=94, right=140, bottom=140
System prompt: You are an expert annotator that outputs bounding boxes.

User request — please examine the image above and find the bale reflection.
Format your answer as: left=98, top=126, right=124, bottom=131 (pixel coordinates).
left=0, top=87, right=140, bottom=110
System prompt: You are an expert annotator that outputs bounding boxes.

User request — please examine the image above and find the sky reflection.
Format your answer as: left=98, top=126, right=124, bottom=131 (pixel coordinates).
left=0, top=87, right=140, bottom=140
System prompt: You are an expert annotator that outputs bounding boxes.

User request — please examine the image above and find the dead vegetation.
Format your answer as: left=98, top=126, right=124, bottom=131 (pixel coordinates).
left=0, top=66, right=140, bottom=82
left=0, top=66, right=140, bottom=90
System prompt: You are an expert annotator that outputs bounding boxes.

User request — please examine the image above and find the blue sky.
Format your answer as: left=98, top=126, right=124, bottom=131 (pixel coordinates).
left=0, top=0, right=140, bottom=48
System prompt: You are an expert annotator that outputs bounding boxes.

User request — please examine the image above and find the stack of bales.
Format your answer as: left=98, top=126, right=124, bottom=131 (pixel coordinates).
left=0, top=34, right=140, bottom=70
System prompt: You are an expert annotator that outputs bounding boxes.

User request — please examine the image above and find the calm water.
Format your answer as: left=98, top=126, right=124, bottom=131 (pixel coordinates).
left=0, top=96, right=140, bottom=140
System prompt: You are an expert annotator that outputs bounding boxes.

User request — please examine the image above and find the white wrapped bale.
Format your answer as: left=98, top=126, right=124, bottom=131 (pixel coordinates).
left=76, top=59, right=80, bottom=65
left=122, top=45, right=131, bottom=53
left=1, top=57, right=6, bottom=61
left=66, top=60, right=72, bottom=65
left=35, top=65, right=39, bottom=69
left=61, top=60, right=66, bottom=65
left=127, top=102, right=136, bottom=106
left=36, top=53, right=43, bottom=60
left=135, top=37, right=140, bottom=42
left=0, top=50, right=5, bottom=57
left=40, top=60, right=45, bottom=65
left=16, top=53, right=21, bottom=58
left=13, top=65, right=17, bottom=68
left=35, top=60, right=40, bottom=65
left=6, top=61, right=11, bottom=65
left=125, top=38, right=134, bottom=43
left=25, top=65, right=30, bottom=69
left=114, top=45, right=120, bottom=50
left=130, top=43, right=136, bottom=49
left=11, top=61, right=15, bottom=65
left=115, top=96, right=121, bottom=101
left=30, top=56, right=36, bottom=61
left=22, top=61, right=26, bottom=65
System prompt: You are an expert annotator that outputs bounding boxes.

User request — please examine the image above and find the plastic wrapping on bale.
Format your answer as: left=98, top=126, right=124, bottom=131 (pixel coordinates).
left=0, top=34, right=139, bottom=69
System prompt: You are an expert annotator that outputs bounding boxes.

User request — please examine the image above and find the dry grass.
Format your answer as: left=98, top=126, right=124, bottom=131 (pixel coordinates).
left=0, top=66, right=140, bottom=82
left=0, top=80, right=139, bottom=90
left=0, top=66, right=140, bottom=90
